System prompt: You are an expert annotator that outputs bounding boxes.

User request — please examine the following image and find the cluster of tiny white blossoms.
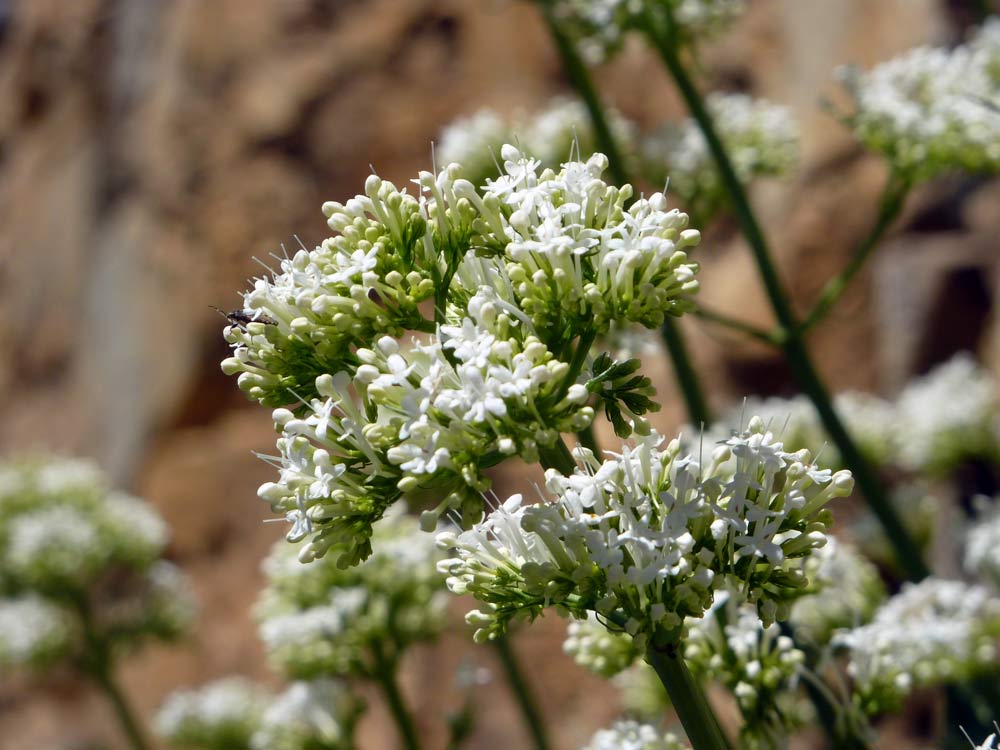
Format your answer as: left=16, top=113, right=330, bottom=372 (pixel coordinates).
left=437, top=417, right=853, bottom=648
left=685, top=591, right=809, bottom=743
left=642, top=93, right=799, bottom=222
left=156, top=677, right=273, bottom=750
left=787, top=537, right=886, bottom=644
left=156, top=677, right=358, bottom=750
left=697, top=352, right=1000, bottom=477
left=438, top=98, right=635, bottom=189
left=583, top=719, right=691, bottom=750
left=965, top=497, right=1000, bottom=586
left=251, top=679, right=360, bottom=750
left=894, top=353, right=1000, bottom=475
left=256, top=507, right=448, bottom=680
left=564, top=610, right=640, bottom=677
left=550, top=0, right=743, bottom=64
left=0, top=595, right=74, bottom=669
left=224, top=145, right=701, bottom=565
left=834, top=577, right=1000, bottom=715
left=840, top=19, right=1000, bottom=180
left=0, top=457, right=194, bottom=671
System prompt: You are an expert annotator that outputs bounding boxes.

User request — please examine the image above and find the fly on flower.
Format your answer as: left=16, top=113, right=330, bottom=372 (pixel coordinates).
left=210, top=306, right=277, bottom=329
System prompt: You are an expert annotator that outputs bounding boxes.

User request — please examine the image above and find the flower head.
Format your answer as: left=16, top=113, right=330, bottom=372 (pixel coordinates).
left=250, top=680, right=360, bottom=750
left=584, top=719, right=691, bottom=750
left=156, top=677, right=272, bottom=750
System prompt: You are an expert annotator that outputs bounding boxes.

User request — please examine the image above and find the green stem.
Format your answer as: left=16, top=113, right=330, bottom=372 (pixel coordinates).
left=538, top=1, right=713, bottom=428
left=76, top=602, right=149, bottom=750
left=492, top=635, right=551, bottom=750
left=372, top=644, right=422, bottom=750
left=538, top=2, right=629, bottom=185
left=694, top=306, right=780, bottom=346
left=644, top=12, right=930, bottom=582
left=801, top=172, right=911, bottom=332
left=577, top=421, right=600, bottom=454
left=660, top=317, right=712, bottom=425
left=646, top=641, right=731, bottom=750
left=538, top=436, right=578, bottom=475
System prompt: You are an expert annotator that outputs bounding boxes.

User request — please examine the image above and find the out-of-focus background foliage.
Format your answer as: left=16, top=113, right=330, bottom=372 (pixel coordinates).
left=1, top=1, right=997, bottom=748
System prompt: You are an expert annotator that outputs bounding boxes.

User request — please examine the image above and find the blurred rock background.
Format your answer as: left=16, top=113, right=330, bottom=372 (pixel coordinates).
left=0, top=0, right=997, bottom=748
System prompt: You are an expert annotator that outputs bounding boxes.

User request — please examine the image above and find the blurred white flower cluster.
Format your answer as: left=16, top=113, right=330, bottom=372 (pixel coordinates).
left=156, top=677, right=359, bottom=750
left=223, top=146, right=701, bottom=566
left=695, top=353, right=1000, bottom=477
left=0, top=457, right=193, bottom=671
left=841, top=20, right=1000, bottom=180
left=438, top=99, right=635, bottom=189
left=684, top=592, right=808, bottom=742
left=438, top=417, right=853, bottom=647
left=643, top=93, right=799, bottom=223
left=834, top=577, right=1000, bottom=714
left=583, top=719, right=691, bottom=750
left=256, top=507, right=447, bottom=680
left=564, top=611, right=640, bottom=677
left=551, top=0, right=743, bottom=64
left=966, top=498, right=1000, bottom=585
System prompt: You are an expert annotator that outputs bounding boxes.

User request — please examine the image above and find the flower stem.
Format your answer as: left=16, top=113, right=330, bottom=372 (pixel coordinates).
left=694, top=305, right=780, bottom=346
left=643, top=11, right=930, bottom=582
left=801, top=171, right=911, bottom=332
left=538, top=2, right=628, bottom=186
left=538, top=0, right=713, bottom=428
left=492, top=635, right=551, bottom=750
left=372, top=644, right=422, bottom=750
left=660, top=317, right=712, bottom=425
left=76, top=601, right=149, bottom=750
left=646, top=640, right=731, bottom=750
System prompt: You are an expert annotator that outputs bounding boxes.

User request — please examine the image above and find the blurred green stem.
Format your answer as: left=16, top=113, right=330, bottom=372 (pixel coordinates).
left=77, top=600, right=150, bottom=750
left=372, top=643, right=422, bottom=750
left=493, top=635, right=551, bottom=750
left=801, top=171, right=911, bottom=332
left=643, top=7, right=930, bottom=582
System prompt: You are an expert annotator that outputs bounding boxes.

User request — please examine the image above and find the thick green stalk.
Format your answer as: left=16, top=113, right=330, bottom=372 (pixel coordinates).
left=646, top=640, right=731, bottom=750
left=538, top=1, right=713, bottom=428
left=492, top=635, right=551, bottom=750
left=372, top=644, right=422, bottom=750
left=801, top=171, right=911, bottom=332
left=644, top=12, right=930, bottom=582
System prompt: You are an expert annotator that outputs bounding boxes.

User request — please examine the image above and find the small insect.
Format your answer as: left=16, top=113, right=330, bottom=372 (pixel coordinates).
left=210, top=306, right=277, bottom=328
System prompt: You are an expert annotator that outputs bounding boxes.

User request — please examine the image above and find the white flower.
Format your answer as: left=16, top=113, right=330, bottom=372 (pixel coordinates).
left=841, top=21, right=1000, bottom=179
left=965, top=497, right=1000, bottom=585
left=250, top=680, right=359, bottom=750
left=835, top=577, right=1000, bottom=713
left=564, top=611, right=639, bottom=677
left=155, top=677, right=272, bottom=749
left=438, top=417, right=852, bottom=646
left=0, top=595, right=73, bottom=668
left=584, top=719, right=690, bottom=750
left=643, top=93, right=798, bottom=221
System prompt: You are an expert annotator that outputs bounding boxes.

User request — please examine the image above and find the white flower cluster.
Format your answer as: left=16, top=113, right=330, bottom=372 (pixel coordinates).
left=0, top=595, right=74, bottom=669
left=257, top=508, right=448, bottom=680
left=835, top=577, right=1000, bottom=714
left=965, top=498, right=1000, bottom=586
left=229, top=146, right=701, bottom=565
left=894, top=353, right=1000, bottom=475
left=787, top=537, right=885, bottom=644
left=841, top=20, right=1000, bottom=180
left=252, top=680, right=360, bottom=750
left=643, top=93, right=799, bottom=222
left=156, top=677, right=272, bottom=750
left=156, top=677, right=358, bottom=750
left=551, top=0, right=743, bottom=64
left=583, top=719, right=690, bottom=750
left=438, top=99, right=635, bottom=189
left=0, top=456, right=194, bottom=671
left=564, top=611, right=640, bottom=677
left=684, top=591, right=807, bottom=740
left=438, top=417, right=853, bottom=647
left=697, top=353, right=1000, bottom=477
left=971, top=728, right=1000, bottom=750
